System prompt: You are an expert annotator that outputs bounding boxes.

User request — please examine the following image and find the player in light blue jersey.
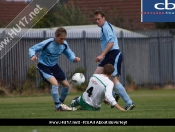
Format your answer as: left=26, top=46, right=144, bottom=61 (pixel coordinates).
left=29, top=27, right=80, bottom=111
left=93, top=10, right=135, bottom=110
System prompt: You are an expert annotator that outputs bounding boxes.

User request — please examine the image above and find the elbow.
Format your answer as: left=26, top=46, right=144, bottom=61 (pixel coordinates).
left=28, top=49, right=31, bottom=56
left=29, top=48, right=35, bottom=57
left=110, top=42, right=114, bottom=46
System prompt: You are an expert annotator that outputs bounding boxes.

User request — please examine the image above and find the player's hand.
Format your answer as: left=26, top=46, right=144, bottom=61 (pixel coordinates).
left=95, top=54, right=104, bottom=62
left=31, top=55, right=37, bottom=61
left=74, top=57, right=80, bottom=63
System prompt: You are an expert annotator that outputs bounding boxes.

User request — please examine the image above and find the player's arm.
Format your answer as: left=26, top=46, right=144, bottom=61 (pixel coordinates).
left=96, top=27, right=114, bottom=62
left=29, top=38, right=53, bottom=61
left=105, top=82, right=125, bottom=111
left=114, top=103, right=125, bottom=111
left=102, top=27, right=115, bottom=56
left=96, top=42, right=114, bottom=62
left=62, top=42, right=80, bottom=63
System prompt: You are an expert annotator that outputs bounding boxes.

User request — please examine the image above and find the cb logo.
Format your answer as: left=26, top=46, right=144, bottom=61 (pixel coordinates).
left=154, top=0, right=175, bottom=10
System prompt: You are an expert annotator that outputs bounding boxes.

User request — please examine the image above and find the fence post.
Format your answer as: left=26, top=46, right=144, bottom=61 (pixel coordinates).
left=120, top=31, right=126, bottom=85
left=0, top=31, right=6, bottom=59
left=171, top=30, right=175, bottom=85
left=0, top=31, right=6, bottom=83
left=0, top=55, right=1, bottom=87
left=157, top=30, right=162, bottom=85
left=35, top=31, right=47, bottom=93
left=82, top=31, right=87, bottom=80
left=43, top=31, right=47, bottom=39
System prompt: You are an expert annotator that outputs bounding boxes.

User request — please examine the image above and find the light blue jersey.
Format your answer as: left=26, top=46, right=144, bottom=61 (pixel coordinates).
left=100, top=21, right=119, bottom=51
left=29, top=38, right=76, bottom=66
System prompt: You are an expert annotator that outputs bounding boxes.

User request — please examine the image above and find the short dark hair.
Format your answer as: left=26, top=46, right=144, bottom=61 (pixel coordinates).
left=103, top=64, right=115, bottom=75
left=55, top=27, right=67, bottom=37
left=94, top=10, right=105, bottom=17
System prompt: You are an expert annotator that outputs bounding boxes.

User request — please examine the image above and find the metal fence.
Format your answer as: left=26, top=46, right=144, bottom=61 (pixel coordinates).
left=0, top=30, right=175, bottom=88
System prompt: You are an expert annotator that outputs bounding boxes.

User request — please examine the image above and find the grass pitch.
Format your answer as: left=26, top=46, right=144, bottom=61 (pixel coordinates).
left=0, top=89, right=175, bottom=132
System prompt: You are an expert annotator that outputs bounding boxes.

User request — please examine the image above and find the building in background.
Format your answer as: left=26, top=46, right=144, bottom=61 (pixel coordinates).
left=5, top=0, right=30, bottom=2
left=0, top=0, right=155, bottom=30
left=0, top=1, right=29, bottom=26
left=67, top=0, right=156, bottom=30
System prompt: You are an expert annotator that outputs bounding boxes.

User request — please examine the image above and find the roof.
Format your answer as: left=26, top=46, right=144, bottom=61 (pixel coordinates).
left=66, top=0, right=156, bottom=30
left=0, top=25, right=148, bottom=38
left=6, top=0, right=30, bottom=2
left=60, top=25, right=148, bottom=38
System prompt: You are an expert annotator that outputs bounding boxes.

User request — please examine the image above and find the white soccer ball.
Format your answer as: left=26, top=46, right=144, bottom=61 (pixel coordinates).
left=71, top=73, right=85, bottom=86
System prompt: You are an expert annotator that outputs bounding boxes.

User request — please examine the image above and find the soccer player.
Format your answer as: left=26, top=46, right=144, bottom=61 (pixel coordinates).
left=93, top=10, right=135, bottom=110
left=70, top=64, right=125, bottom=111
left=29, top=27, right=80, bottom=111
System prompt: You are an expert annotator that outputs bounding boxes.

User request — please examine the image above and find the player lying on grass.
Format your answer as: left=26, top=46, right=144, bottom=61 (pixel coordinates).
left=29, top=27, right=80, bottom=111
left=70, top=64, right=125, bottom=111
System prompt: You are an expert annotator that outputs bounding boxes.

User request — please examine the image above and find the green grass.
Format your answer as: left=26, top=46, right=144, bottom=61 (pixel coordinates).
left=0, top=89, right=175, bottom=132
left=0, top=126, right=175, bottom=132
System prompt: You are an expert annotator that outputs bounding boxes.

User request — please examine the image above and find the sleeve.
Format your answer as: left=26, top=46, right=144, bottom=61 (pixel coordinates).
left=62, top=41, right=76, bottom=62
left=105, top=81, right=117, bottom=106
left=103, top=26, right=115, bottom=43
left=28, top=38, right=53, bottom=58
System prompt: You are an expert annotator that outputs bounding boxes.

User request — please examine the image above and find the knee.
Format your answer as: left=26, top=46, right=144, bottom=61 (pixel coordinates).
left=63, top=83, right=70, bottom=87
left=112, top=78, right=119, bottom=85
left=115, top=81, right=120, bottom=85
left=52, top=83, right=59, bottom=86
left=60, top=80, right=70, bottom=87
left=112, top=80, right=119, bottom=85
left=94, top=67, right=103, bottom=74
left=47, top=77, right=59, bottom=86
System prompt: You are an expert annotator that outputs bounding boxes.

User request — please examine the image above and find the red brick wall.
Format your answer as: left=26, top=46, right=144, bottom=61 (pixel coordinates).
left=0, top=1, right=28, bottom=26
left=67, top=0, right=156, bottom=30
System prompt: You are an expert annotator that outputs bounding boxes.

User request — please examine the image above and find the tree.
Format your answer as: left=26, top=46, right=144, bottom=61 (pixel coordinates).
left=30, top=7, right=51, bottom=28
left=33, top=2, right=88, bottom=28
left=155, top=23, right=175, bottom=29
left=0, top=22, right=3, bottom=28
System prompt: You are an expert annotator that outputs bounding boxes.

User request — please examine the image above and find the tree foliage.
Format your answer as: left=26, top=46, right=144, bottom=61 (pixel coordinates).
left=155, top=23, right=175, bottom=29
left=33, top=2, right=88, bottom=28
left=0, top=22, right=3, bottom=28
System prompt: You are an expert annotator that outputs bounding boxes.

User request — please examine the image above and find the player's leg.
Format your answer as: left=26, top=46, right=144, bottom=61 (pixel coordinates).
left=59, top=80, right=70, bottom=103
left=111, top=76, right=132, bottom=105
left=96, top=51, right=120, bottom=102
left=70, top=96, right=80, bottom=107
left=51, top=64, right=77, bottom=111
left=47, top=77, right=63, bottom=110
left=111, top=53, right=135, bottom=110
left=52, top=65, right=78, bottom=111
left=38, top=69, right=62, bottom=110
left=112, top=91, right=120, bottom=102
left=94, top=66, right=104, bottom=74
left=37, top=63, right=66, bottom=111
left=52, top=64, right=70, bottom=104
left=112, top=78, right=135, bottom=110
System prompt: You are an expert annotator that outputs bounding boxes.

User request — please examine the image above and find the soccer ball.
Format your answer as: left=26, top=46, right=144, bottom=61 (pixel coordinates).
left=71, top=73, right=85, bottom=86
